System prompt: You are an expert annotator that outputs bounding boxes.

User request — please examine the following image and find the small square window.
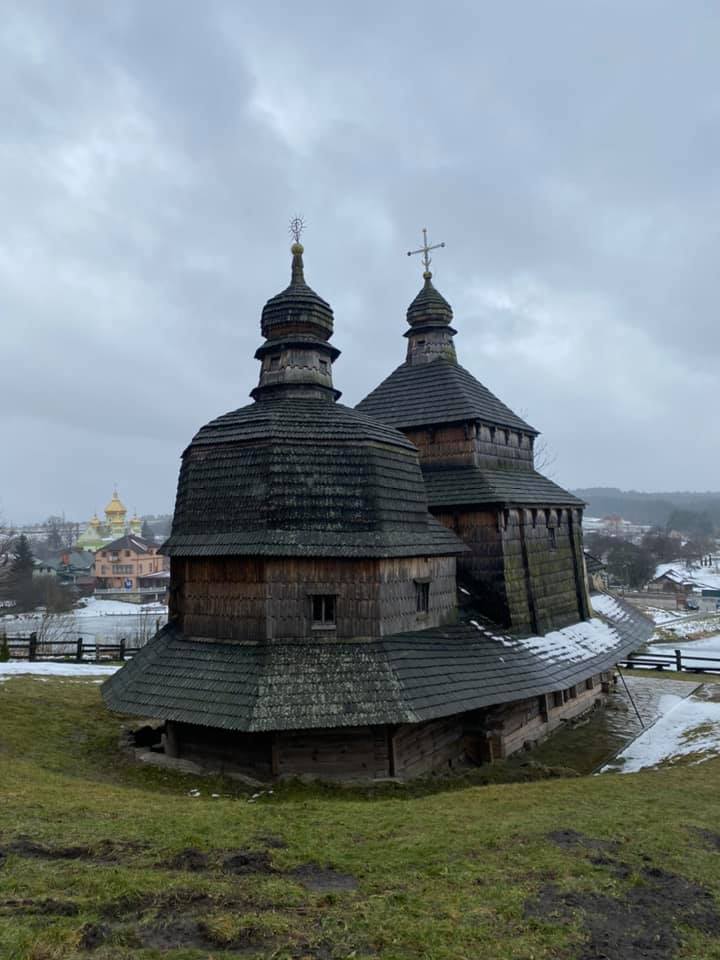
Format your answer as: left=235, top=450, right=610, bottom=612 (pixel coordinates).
left=269, top=355, right=280, bottom=371
left=311, top=594, right=336, bottom=626
left=415, top=581, right=429, bottom=614
left=553, top=691, right=563, bottom=708
left=319, top=359, right=329, bottom=373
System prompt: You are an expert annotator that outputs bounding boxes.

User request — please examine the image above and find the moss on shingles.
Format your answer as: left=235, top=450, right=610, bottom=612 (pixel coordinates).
left=1, top=676, right=720, bottom=960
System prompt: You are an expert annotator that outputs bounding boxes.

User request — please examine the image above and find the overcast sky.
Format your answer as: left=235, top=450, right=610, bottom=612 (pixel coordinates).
left=2, top=1, right=719, bottom=524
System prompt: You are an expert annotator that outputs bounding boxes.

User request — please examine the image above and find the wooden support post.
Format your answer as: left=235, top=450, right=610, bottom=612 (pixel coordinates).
left=119, top=638, right=126, bottom=661
left=76, top=637, right=83, bottom=663
left=28, top=632, right=37, bottom=662
left=675, top=649, right=682, bottom=672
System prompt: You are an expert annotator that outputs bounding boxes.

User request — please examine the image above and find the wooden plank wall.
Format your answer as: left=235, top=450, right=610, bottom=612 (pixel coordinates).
left=172, top=557, right=268, bottom=641
left=276, top=725, right=390, bottom=779
left=404, top=422, right=534, bottom=471
left=503, top=508, right=585, bottom=633
left=392, top=716, right=465, bottom=778
left=174, top=556, right=457, bottom=641
left=434, top=509, right=511, bottom=625
left=376, top=556, right=457, bottom=636
left=172, top=721, right=273, bottom=776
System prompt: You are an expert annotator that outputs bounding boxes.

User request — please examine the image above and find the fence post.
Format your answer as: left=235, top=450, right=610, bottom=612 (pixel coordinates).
left=76, top=637, right=83, bottom=663
left=28, top=632, right=37, bottom=662
left=119, top=638, right=126, bottom=662
left=675, top=649, right=682, bottom=672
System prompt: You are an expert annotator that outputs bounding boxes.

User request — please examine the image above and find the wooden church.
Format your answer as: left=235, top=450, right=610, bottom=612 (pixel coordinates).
left=103, top=232, right=650, bottom=780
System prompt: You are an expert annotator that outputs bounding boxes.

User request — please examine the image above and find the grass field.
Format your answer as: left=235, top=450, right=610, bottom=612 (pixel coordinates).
left=1, top=676, right=720, bottom=960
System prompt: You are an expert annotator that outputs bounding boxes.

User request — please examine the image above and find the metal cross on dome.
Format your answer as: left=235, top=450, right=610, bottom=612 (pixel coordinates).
left=407, top=227, right=445, bottom=274
left=289, top=216, right=305, bottom=243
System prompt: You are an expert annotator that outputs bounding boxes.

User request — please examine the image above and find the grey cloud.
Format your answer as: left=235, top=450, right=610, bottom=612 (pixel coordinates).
left=1, top=0, right=719, bottom=522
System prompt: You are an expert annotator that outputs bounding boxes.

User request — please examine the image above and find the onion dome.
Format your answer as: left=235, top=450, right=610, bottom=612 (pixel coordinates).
left=260, top=242, right=334, bottom=341
left=406, top=271, right=454, bottom=328
left=104, top=489, right=126, bottom=517
left=252, top=241, right=340, bottom=402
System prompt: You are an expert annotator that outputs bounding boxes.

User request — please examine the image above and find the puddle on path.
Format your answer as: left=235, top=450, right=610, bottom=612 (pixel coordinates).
left=513, top=676, right=695, bottom=775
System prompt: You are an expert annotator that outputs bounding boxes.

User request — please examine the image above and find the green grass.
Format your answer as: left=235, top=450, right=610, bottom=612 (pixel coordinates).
left=1, top=676, right=720, bottom=959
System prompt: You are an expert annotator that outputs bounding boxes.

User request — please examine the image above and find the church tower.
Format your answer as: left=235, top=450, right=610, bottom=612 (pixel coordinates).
left=357, top=230, right=590, bottom=633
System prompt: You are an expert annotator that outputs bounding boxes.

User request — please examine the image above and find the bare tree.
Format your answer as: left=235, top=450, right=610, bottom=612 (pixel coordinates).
left=35, top=609, right=77, bottom=656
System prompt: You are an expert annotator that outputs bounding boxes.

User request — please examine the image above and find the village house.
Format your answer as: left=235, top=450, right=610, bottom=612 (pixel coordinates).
left=93, top=535, right=169, bottom=602
left=103, top=234, right=651, bottom=780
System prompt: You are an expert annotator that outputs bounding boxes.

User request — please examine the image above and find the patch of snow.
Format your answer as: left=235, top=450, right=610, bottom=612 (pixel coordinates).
left=75, top=597, right=167, bottom=618
left=521, top=618, right=620, bottom=664
left=601, top=684, right=720, bottom=773
left=0, top=661, right=119, bottom=681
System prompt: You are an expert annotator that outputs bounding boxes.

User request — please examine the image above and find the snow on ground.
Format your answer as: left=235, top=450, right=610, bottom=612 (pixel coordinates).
left=601, top=684, right=720, bottom=773
left=75, top=597, right=167, bottom=617
left=645, top=606, right=682, bottom=624
left=0, top=661, right=119, bottom=681
left=651, top=615, right=720, bottom=641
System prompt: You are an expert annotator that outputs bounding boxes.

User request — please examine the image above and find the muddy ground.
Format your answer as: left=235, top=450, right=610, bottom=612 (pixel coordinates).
left=525, top=827, right=720, bottom=960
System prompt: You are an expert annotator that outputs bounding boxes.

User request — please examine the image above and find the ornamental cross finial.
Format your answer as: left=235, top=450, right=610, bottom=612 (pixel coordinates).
left=289, top=216, right=305, bottom=244
left=407, top=227, right=445, bottom=277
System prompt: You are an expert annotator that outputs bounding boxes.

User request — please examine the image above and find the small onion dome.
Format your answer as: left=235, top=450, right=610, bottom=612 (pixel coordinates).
left=260, top=242, right=334, bottom=341
left=406, top=271, right=453, bottom=328
left=104, top=489, right=127, bottom=516
left=89, top=513, right=101, bottom=528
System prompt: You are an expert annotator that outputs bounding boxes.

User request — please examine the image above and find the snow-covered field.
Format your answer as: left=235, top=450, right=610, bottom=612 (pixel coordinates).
left=0, top=661, right=119, bottom=681
left=602, top=683, right=720, bottom=773
left=650, top=633, right=720, bottom=665
left=0, top=597, right=167, bottom=643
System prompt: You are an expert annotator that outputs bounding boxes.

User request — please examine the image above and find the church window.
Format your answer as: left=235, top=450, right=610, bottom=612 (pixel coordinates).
left=415, top=581, right=430, bottom=614
left=319, top=359, right=329, bottom=373
left=269, top=355, right=280, bottom=371
left=553, top=691, right=563, bottom=708
left=311, top=594, right=336, bottom=627
left=548, top=527, right=557, bottom=549
left=125, top=550, right=131, bottom=557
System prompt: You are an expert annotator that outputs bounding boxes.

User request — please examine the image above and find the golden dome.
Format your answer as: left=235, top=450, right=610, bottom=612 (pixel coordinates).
left=89, top=513, right=101, bottom=528
left=104, top=489, right=127, bottom=517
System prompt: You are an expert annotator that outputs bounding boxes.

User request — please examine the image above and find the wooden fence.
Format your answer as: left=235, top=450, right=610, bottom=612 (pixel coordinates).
left=619, top=649, right=720, bottom=675
left=2, top=634, right=141, bottom=663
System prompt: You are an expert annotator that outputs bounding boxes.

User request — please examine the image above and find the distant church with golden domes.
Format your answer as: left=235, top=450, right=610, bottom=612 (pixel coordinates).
left=75, top=489, right=143, bottom=552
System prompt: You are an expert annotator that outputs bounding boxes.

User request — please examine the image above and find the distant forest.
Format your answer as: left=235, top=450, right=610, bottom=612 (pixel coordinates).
left=573, top=488, right=720, bottom=531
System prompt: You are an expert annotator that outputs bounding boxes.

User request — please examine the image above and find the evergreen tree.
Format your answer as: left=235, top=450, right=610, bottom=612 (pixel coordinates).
left=141, top=520, right=154, bottom=541
left=10, top=535, right=35, bottom=610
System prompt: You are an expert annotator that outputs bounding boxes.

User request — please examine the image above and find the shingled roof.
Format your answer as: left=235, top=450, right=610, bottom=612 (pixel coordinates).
left=355, top=358, right=537, bottom=434
left=162, top=397, right=465, bottom=559
left=422, top=465, right=585, bottom=508
left=102, top=598, right=651, bottom=731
